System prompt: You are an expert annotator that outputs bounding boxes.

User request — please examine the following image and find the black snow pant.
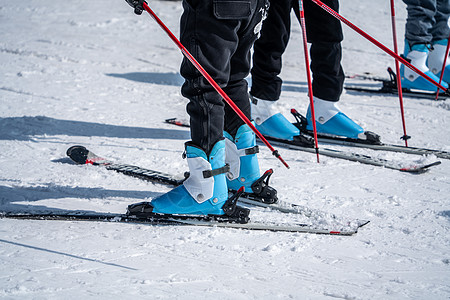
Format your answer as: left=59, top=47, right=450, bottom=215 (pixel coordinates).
left=180, top=0, right=268, bottom=155
left=250, top=0, right=344, bottom=102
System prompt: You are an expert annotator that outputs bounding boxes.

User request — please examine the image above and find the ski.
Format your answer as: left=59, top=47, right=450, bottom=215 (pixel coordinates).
left=0, top=211, right=362, bottom=235
left=290, top=109, right=450, bottom=160
left=345, top=67, right=449, bottom=100
left=66, top=145, right=186, bottom=186
left=263, top=135, right=440, bottom=173
left=304, top=136, right=450, bottom=159
left=344, top=85, right=447, bottom=101
left=66, top=145, right=369, bottom=230
left=165, top=119, right=441, bottom=173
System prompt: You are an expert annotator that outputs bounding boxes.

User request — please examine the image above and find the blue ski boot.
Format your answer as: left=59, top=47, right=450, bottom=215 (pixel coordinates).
left=306, top=97, right=365, bottom=139
left=400, top=42, right=448, bottom=92
left=225, top=124, right=277, bottom=204
left=250, top=95, right=299, bottom=141
left=148, top=140, right=229, bottom=215
left=428, top=39, right=450, bottom=84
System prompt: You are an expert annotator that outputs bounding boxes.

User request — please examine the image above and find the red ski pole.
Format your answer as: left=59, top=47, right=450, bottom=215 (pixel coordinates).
left=141, top=2, right=289, bottom=168
left=297, top=0, right=320, bottom=163
left=390, top=0, right=409, bottom=146
left=435, top=34, right=450, bottom=100
left=310, top=0, right=449, bottom=93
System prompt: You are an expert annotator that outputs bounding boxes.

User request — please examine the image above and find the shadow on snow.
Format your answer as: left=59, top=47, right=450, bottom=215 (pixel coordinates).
left=106, top=71, right=184, bottom=86
left=0, top=116, right=189, bottom=141
left=0, top=184, right=161, bottom=209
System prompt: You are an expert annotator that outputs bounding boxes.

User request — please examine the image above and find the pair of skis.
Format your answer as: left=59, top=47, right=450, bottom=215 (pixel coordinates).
left=1, top=146, right=369, bottom=235
left=165, top=117, right=446, bottom=173
left=345, top=67, right=449, bottom=101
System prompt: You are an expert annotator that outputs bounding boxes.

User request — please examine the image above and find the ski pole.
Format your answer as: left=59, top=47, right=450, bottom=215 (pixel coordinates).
left=310, top=0, right=449, bottom=93
left=298, top=0, right=320, bottom=163
left=140, top=2, right=289, bottom=169
left=435, top=34, right=450, bottom=100
left=389, top=0, right=409, bottom=146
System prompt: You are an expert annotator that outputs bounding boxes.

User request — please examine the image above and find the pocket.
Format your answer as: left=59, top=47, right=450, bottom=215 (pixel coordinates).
left=213, top=0, right=251, bottom=20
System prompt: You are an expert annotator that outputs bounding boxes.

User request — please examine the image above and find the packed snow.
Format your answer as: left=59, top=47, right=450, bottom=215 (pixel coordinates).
left=1, top=0, right=449, bottom=299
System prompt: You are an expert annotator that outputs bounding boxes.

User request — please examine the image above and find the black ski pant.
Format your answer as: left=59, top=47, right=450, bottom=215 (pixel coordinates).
left=180, top=0, right=268, bottom=154
left=250, top=0, right=344, bottom=102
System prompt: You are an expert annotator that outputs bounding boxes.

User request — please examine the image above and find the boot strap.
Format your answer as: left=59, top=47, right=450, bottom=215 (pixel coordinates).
left=236, top=145, right=259, bottom=158
left=244, top=145, right=259, bottom=155
left=202, top=164, right=230, bottom=179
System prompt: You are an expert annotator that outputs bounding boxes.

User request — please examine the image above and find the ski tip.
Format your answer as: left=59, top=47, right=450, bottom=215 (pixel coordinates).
left=400, top=161, right=441, bottom=173
left=66, top=145, right=87, bottom=156
left=66, top=145, right=89, bottom=164
left=357, top=220, right=370, bottom=228
left=165, top=118, right=190, bottom=127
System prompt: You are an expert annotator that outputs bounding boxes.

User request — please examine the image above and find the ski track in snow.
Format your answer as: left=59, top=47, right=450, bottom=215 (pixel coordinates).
left=1, top=0, right=449, bottom=299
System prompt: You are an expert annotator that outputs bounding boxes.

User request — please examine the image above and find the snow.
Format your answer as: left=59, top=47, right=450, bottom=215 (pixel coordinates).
left=0, top=0, right=449, bottom=299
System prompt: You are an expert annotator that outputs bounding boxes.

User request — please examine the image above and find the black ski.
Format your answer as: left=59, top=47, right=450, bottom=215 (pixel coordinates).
left=290, top=109, right=450, bottom=160
left=66, top=145, right=369, bottom=230
left=265, top=135, right=440, bottom=173
left=0, top=211, right=360, bottom=235
left=345, top=67, right=449, bottom=100
left=165, top=118, right=441, bottom=173
left=66, top=145, right=186, bottom=186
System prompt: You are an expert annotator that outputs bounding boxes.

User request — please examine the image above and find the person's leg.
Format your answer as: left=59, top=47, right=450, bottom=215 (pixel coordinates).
left=302, top=0, right=344, bottom=101
left=403, top=0, right=437, bottom=44
left=224, top=0, right=276, bottom=201
left=300, top=0, right=366, bottom=139
left=427, top=0, right=450, bottom=82
left=250, top=0, right=301, bottom=141
left=401, top=0, right=448, bottom=91
left=250, top=0, right=292, bottom=101
left=430, top=0, right=450, bottom=42
left=150, top=0, right=250, bottom=215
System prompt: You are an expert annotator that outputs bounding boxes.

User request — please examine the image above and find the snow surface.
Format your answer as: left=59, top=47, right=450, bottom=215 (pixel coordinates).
left=1, top=0, right=449, bottom=299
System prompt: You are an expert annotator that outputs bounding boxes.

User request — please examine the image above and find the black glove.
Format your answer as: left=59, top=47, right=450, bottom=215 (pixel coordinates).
left=125, top=0, right=147, bottom=15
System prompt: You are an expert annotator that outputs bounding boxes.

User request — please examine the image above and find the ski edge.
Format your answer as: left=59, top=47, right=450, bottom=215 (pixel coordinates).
left=0, top=212, right=359, bottom=235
